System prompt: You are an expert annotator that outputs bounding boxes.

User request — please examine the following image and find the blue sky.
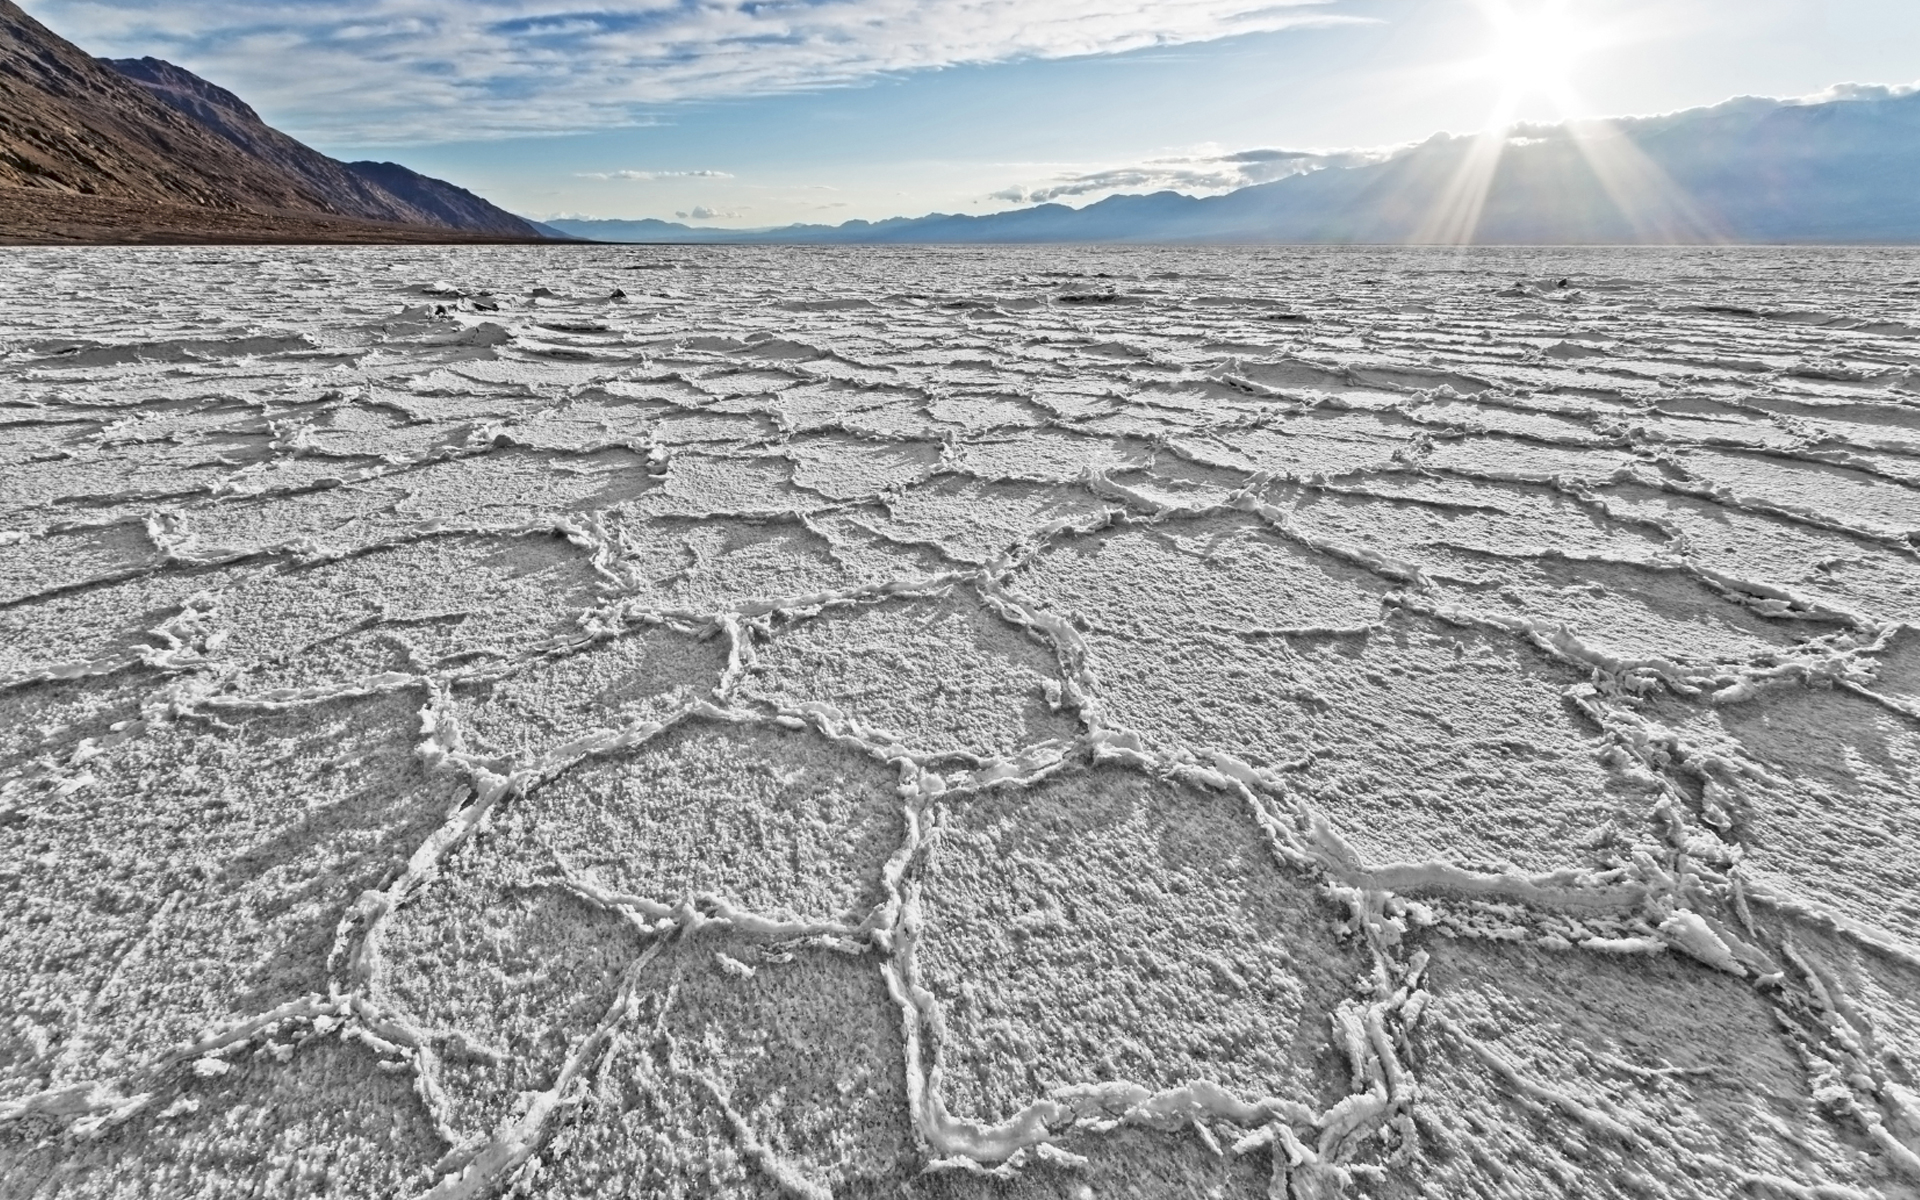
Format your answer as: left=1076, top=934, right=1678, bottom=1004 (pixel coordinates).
left=24, top=0, right=1920, bottom=226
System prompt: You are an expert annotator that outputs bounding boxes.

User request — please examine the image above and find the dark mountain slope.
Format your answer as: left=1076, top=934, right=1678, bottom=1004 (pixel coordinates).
left=334, top=158, right=537, bottom=238
left=0, top=0, right=542, bottom=241
left=104, top=56, right=539, bottom=237
left=0, top=0, right=334, bottom=212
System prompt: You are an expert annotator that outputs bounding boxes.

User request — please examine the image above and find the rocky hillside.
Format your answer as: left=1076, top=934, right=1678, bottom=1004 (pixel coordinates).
left=0, top=0, right=541, bottom=242
left=105, top=57, right=538, bottom=238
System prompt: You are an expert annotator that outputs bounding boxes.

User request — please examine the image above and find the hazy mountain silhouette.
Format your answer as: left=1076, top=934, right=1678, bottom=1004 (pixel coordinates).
left=551, top=88, right=1920, bottom=245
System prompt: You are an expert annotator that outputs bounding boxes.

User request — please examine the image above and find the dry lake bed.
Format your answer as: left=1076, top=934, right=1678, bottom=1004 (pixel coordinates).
left=2, top=244, right=1919, bottom=1199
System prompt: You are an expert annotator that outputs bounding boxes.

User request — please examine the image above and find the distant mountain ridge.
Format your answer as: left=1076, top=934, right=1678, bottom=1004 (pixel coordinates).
left=0, top=0, right=543, bottom=242
left=550, top=87, right=1920, bottom=245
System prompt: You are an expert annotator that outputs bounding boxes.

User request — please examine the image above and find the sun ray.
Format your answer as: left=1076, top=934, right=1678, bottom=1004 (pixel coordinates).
left=1565, top=119, right=1726, bottom=243
left=1411, top=120, right=1512, bottom=245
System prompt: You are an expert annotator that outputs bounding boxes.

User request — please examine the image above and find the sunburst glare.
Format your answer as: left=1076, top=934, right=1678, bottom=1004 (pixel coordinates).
left=1478, top=0, right=1590, bottom=116
left=1415, top=0, right=1716, bottom=244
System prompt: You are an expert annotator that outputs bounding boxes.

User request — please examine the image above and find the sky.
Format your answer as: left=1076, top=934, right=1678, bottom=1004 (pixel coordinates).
left=23, top=0, right=1920, bottom=227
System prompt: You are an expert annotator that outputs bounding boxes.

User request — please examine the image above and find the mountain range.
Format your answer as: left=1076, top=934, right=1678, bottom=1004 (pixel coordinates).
left=549, top=87, right=1920, bottom=246
left=0, top=0, right=546, bottom=243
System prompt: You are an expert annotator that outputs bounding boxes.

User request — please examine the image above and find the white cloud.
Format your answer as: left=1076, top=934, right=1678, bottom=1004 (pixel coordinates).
left=989, top=144, right=1387, bottom=208
left=1795, top=81, right=1920, bottom=104
left=675, top=205, right=741, bottom=220
left=20, top=0, right=1361, bottom=143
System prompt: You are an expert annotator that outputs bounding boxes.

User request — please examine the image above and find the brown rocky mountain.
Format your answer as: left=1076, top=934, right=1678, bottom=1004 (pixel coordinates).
left=105, top=57, right=539, bottom=237
left=0, top=0, right=543, bottom=242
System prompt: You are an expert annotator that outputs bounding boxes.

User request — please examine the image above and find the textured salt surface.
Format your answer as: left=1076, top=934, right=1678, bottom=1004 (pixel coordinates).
left=1, top=245, right=1918, bottom=1199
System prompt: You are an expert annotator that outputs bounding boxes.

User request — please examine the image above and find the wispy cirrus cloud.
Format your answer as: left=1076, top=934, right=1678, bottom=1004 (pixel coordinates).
left=21, top=0, right=1363, bottom=144
left=988, top=144, right=1389, bottom=207
left=575, top=168, right=733, bottom=180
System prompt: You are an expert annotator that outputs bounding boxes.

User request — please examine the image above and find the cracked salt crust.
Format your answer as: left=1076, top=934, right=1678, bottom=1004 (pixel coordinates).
left=1, top=244, right=1919, bottom=1198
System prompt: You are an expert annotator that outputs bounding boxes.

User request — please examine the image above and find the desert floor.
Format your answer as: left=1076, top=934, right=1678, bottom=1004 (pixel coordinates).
left=3, top=245, right=1919, bottom=1199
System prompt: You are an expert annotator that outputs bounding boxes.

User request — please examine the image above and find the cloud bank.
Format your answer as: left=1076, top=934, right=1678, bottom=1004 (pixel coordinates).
left=1796, top=80, right=1919, bottom=104
left=989, top=145, right=1389, bottom=206
left=22, top=0, right=1356, bottom=144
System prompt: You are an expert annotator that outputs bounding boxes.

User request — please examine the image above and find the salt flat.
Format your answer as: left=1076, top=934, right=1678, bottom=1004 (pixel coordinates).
left=2, top=244, right=1919, bottom=1199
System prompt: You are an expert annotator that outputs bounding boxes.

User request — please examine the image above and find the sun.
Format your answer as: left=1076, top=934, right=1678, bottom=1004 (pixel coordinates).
left=1418, top=0, right=1712, bottom=245
left=1477, top=0, right=1590, bottom=113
